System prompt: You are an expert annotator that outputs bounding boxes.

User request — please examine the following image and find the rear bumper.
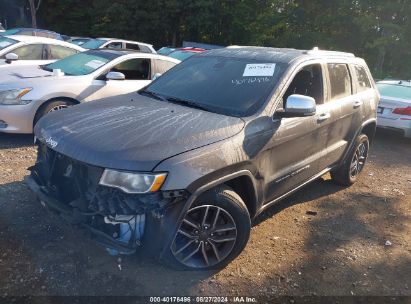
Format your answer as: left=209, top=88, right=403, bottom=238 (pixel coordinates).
left=377, top=116, right=411, bottom=138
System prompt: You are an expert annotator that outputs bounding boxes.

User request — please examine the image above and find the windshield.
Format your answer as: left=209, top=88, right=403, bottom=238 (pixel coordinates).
left=81, top=39, right=107, bottom=49
left=377, top=83, right=411, bottom=100
left=168, top=50, right=198, bottom=61
left=2, top=29, right=20, bottom=36
left=158, top=47, right=176, bottom=55
left=44, top=51, right=119, bottom=76
left=0, top=36, right=18, bottom=50
left=145, top=56, right=287, bottom=117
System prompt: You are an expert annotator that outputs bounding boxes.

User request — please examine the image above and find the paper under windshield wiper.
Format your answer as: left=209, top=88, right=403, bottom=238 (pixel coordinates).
left=139, top=89, right=166, bottom=101
left=166, top=97, right=210, bottom=111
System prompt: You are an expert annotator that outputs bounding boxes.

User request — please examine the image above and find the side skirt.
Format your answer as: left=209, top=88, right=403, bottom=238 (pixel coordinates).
left=256, top=167, right=333, bottom=216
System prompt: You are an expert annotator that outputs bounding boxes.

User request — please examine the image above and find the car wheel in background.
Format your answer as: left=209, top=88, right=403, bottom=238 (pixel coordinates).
left=167, top=185, right=251, bottom=270
left=331, top=134, right=370, bottom=186
left=34, top=99, right=76, bottom=126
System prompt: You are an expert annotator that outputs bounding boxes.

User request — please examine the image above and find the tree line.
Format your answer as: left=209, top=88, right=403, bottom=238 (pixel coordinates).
left=1, top=0, right=410, bottom=79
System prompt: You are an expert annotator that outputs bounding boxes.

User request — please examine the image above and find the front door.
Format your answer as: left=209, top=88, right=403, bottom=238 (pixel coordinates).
left=259, top=63, right=329, bottom=202
left=85, top=58, right=152, bottom=101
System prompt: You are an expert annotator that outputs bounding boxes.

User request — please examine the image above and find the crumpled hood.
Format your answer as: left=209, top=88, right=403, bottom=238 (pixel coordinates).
left=0, top=65, right=53, bottom=83
left=35, top=93, right=245, bottom=171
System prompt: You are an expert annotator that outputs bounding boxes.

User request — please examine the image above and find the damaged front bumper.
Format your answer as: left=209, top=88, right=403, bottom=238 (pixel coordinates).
left=26, top=143, right=189, bottom=257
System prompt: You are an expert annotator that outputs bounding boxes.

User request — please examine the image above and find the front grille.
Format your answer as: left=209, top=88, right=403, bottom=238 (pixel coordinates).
left=35, top=143, right=104, bottom=205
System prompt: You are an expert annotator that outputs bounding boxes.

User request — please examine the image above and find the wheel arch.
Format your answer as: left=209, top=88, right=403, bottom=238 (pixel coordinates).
left=33, top=96, right=80, bottom=126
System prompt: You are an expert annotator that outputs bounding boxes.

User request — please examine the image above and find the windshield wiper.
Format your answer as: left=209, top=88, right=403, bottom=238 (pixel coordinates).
left=166, top=97, right=210, bottom=112
left=139, top=89, right=166, bottom=101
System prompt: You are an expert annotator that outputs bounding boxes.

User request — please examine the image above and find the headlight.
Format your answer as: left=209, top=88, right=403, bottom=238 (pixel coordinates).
left=99, top=169, right=167, bottom=194
left=0, top=88, right=32, bottom=105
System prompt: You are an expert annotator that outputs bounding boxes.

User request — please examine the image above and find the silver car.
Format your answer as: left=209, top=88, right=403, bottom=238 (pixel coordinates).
left=0, top=35, right=84, bottom=66
left=81, top=38, right=156, bottom=53
left=0, top=49, right=180, bottom=133
left=377, top=80, right=411, bottom=138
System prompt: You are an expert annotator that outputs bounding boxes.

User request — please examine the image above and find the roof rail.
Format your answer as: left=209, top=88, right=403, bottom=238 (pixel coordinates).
left=305, top=47, right=355, bottom=57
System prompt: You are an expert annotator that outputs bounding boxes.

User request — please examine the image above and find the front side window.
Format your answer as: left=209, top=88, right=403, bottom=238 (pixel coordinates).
left=354, top=65, right=372, bottom=92
left=44, top=51, right=119, bottom=76
left=46, top=44, right=78, bottom=59
left=283, top=64, right=324, bottom=106
left=11, top=44, right=44, bottom=60
left=111, top=58, right=151, bottom=80
left=106, top=42, right=122, bottom=49
left=145, top=56, right=287, bottom=116
left=327, top=63, right=352, bottom=100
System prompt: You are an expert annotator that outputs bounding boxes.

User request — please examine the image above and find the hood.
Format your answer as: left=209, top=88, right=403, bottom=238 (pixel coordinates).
left=0, top=65, right=53, bottom=83
left=35, top=93, right=245, bottom=171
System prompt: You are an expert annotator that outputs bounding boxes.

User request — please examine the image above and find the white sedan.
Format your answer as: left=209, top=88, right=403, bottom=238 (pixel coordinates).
left=0, top=35, right=84, bottom=66
left=377, top=80, right=411, bottom=138
left=0, top=49, right=180, bottom=134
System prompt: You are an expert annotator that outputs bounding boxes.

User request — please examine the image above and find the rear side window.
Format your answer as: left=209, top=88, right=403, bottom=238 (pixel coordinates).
left=327, top=63, right=352, bottom=100
left=125, top=43, right=140, bottom=51
left=111, top=58, right=151, bottom=80
left=354, top=65, right=372, bottom=92
left=46, top=45, right=78, bottom=59
left=155, top=59, right=177, bottom=74
left=11, top=44, right=44, bottom=60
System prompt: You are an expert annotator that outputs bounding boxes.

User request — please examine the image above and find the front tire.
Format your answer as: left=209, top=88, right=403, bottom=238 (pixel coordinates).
left=34, top=99, right=75, bottom=126
left=331, top=134, right=369, bottom=186
left=167, top=185, right=251, bottom=270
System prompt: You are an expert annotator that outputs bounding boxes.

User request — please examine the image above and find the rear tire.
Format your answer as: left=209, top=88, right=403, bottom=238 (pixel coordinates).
left=331, top=134, right=369, bottom=186
left=34, top=99, right=75, bottom=126
left=165, top=185, right=251, bottom=270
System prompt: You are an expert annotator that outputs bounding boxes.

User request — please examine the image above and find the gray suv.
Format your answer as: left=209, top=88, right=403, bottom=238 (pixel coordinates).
left=27, top=47, right=379, bottom=270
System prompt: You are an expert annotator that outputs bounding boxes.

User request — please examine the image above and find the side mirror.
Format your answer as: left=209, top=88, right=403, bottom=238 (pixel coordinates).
left=152, top=73, right=162, bottom=80
left=106, top=71, right=125, bottom=81
left=5, top=53, right=18, bottom=64
left=277, top=94, right=316, bottom=117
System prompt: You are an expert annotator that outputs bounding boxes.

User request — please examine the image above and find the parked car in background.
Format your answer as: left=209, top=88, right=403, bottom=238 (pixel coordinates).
left=167, top=47, right=206, bottom=61
left=27, top=47, right=378, bottom=270
left=377, top=80, right=411, bottom=138
left=0, top=35, right=84, bottom=66
left=0, top=49, right=180, bottom=134
left=81, top=38, right=156, bottom=53
left=0, top=28, right=64, bottom=40
left=68, top=36, right=93, bottom=46
left=157, top=46, right=176, bottom=55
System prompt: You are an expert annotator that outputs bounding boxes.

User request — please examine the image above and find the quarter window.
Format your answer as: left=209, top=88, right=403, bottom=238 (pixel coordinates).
left=354, top=65, right=372, bottom=92
left=111, top=58, right=151, bottom=80
left=10, top=44, right=44, bottom=60
left=327, top=63, right=352, bottom=100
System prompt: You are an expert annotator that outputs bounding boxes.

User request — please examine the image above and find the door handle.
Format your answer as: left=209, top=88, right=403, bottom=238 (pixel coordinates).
left=317, top=112, right=331, bottom=122
left=353, top=100, right=363, bottom=108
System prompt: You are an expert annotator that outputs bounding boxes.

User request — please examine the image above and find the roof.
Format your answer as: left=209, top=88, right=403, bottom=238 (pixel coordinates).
left=201, top=46, right=357, bottom=64
left=5, top=35, right=84, bottom=51
left=86, top=49, right=181, bottom=63
left=97, top=38, right=153, bottom=47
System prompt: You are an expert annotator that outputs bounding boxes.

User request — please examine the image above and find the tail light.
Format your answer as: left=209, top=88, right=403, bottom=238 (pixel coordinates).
left=392, top=106, right=411, bottom=116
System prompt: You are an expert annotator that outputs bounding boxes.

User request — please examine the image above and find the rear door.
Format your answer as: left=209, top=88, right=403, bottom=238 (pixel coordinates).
left=321, top=62, right=362, bottom=168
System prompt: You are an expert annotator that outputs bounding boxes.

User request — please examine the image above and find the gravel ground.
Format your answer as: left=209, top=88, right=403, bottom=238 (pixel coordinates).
left=0, top=130, right=410, bottom=297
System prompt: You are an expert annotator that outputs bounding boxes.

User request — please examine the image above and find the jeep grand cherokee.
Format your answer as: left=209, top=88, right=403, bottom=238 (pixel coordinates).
left=27, top=47, right=379, bottom=270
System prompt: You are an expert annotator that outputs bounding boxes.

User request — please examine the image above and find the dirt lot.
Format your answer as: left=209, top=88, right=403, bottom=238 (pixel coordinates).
left=0, top=130, right=410, bottom=298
